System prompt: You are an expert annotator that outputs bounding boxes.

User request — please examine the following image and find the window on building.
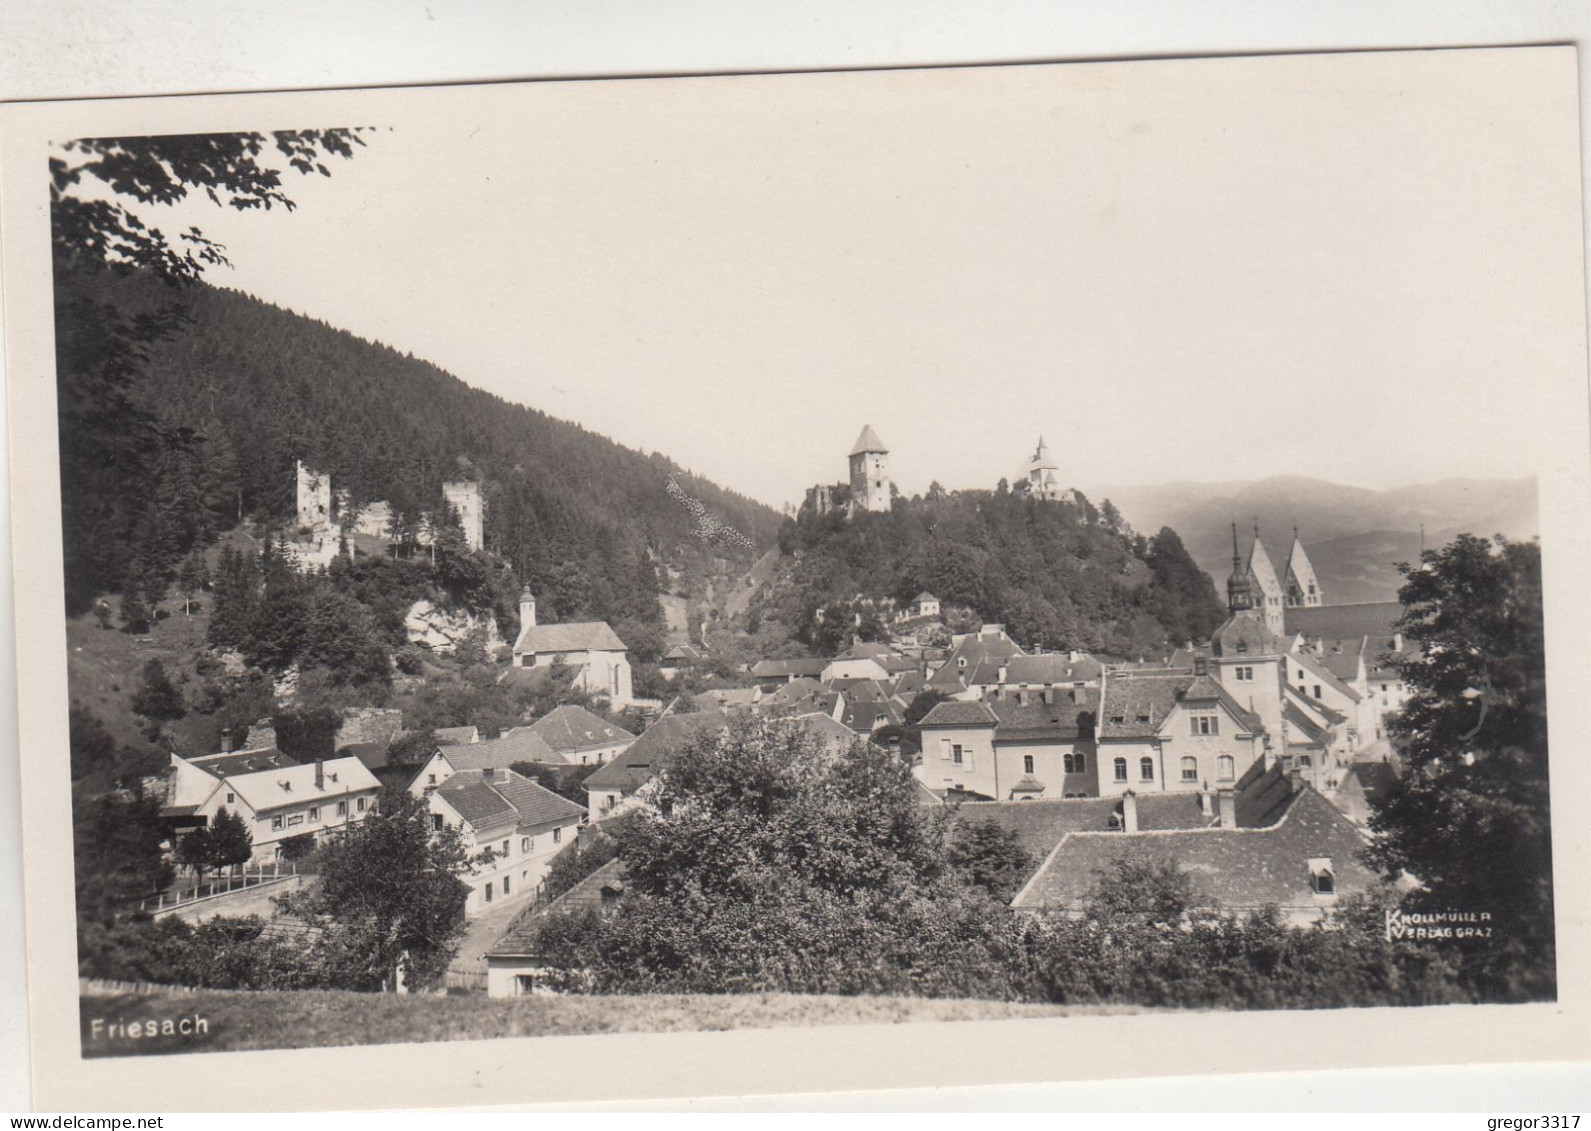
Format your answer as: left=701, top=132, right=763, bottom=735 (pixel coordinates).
left=1310, top=858, right=1335, bottom=895
left=1190, top=713, right=1218, bottom=736
left=336, top=800, right=347, bottom=817
left=1299, top=755, right=1313, bottom=768
left=522, top=836, right=531, bottom=853
left=503, top=875, right=510, bottom=894
left=1139, top=757, right=1154, bottom=781
left=308, top=806, right=320, bottom=823
left=485, top=882, right=493, bottom=903
left=357, top=797, right=367, bottom=812
left=1113, top=758, right=1128, bottom=782
left=1062, top=753, right=1074, bottom=774
left=502, top=839, right=511, bottom=857
left=554, top=827, right=563, bottom=844
left=432, top=814, right=443, bottom=832
left=1216, top=755, right=1235, bottom=781
left=1074, top=753, right=1085, bottom=773
left=1024, top=754, right=1035, bottom=774
left=1313, top=685, right=1322, bottom=699
left=427, top=773, right=437, bottom=784
left=1180, top=756, right=1198, bottom=782
left=272, top=815, right=284, bottom=831
left=226, top=792, right=235, bottom=804
left=952, top=744, right=964, bottom=765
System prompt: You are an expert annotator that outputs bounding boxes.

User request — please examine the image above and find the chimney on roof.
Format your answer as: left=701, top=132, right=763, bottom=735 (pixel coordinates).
left=998, top=664, right=1008, bottom=683
left=316, top=760, right=325, bottom=790
left=1121, top=790, right=1138, bottom=834
left=1193, top=655, right=1208, bottom=677
left=1287, top=763, right=1304, bottom=792
left=219, top=729, right=234, bottom=755
left=1217, top=787, right=1236, bottom=828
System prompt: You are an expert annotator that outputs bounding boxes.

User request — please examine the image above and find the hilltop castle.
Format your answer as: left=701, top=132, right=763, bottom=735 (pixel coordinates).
left=803, top=428, right=1082, bottom=517
left=805, top=425, right=894, bottom=517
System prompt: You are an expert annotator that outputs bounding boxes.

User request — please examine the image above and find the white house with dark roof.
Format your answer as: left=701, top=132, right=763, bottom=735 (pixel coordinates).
left=511, top=590, right=633, bottom=705
left=427, top=766, right=587, bottom=916
left=526, top=704, right=635, bottom=766
left=408, top=727, right=562, bottom=797
left=171, top=749, right=382, bottom=862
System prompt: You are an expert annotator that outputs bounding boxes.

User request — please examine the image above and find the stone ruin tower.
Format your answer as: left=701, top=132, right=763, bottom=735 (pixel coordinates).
left=296, top=461, right=332, bottom=532
left=847, top=425, right=892, bottom=514
left=442, top=480, right=484, bottom=551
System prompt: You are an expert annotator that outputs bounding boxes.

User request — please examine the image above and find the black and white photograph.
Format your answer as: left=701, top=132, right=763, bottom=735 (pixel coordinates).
left=2, top=40, right=1588, bottom=1111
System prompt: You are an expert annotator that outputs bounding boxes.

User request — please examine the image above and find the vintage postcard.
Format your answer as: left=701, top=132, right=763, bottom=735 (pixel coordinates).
left=2, top=46, right=1588, bottom=1111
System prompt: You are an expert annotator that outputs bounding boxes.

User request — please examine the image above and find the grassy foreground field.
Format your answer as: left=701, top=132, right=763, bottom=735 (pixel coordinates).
left=80, top=987, right=1119, bottom=1056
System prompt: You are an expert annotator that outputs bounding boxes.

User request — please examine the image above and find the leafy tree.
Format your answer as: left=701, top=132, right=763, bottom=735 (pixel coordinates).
left=120, top=590, right=152, bottom=634
left=947, top=818, right=1034, bottom=903
left=899, top=689, right=951, bottom=757
left=73, top=786, right=174, bottom=924
left=131, top=659, right=185, bottom=722
left=532, top=716, right=1029, bottom=999
left=175, top=827, right=216, bottom=879
left=52, top=130, right=368, bottom=283
left=1365, top=535, right=1552, bottom=1001
left=177, top=548, right=209, bottom=615
left=275, top=789, right=472, bottom=991
left=206, top=806, right=254, bottom=871
left=272, top=707, right=340, bottom=763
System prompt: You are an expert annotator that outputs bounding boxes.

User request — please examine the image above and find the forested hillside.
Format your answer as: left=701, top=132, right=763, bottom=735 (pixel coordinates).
left=53, top=261, right=783, bottom=632
left=752, top=489, right=1226, bottom=657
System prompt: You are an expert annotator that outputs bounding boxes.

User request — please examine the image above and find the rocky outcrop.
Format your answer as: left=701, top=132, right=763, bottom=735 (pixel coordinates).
left=404, top=599, right=503, bottom=654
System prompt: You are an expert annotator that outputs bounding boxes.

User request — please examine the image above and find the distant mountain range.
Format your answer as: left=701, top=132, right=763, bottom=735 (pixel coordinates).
left=1085, top=475, right=1539, bottom=605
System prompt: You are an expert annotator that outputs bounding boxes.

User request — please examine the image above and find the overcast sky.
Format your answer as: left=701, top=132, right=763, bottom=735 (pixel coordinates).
left=121, top=50, right=1583, bottom=511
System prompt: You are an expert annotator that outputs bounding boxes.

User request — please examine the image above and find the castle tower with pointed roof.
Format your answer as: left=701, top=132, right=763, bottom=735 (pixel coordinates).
left=847, top=424, right=892, bottom=513
left=1018, top=436, right=1066, bottom=501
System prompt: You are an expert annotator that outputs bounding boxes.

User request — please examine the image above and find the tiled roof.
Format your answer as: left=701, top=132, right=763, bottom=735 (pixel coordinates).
left=890, top=672, right=927, bottom=701
left=433, top=726, right=480, bottom=746
left=1314, top=640, right=1366, bottom=683
left=527, top=705, right=635, bottom=754
left=1288, top=649, right=1362, bottom=702
left=1098, top=673, right=1187, bottom=738
left=848, top=424, right=887, bottom=456
left=340, top=741, right=392, bottom=771
left=792, top=711, right=865, bottom=752
left=1012, top=786, right=1376, bottom=912
left=221, top=756, right=380, bottom=816
left=439, top=768, right=587, bottom=833
left=441, top=728, right=561, bottom=771
left=919, top=701, right=999, bottom=728
left=1002, top=655, right=1104, bottom=685
left=188, top=747, right=298, bottom=778
left=911, top=591, right=938, bottom=605
left=761, top=678, right=824, bottom=708
left=840, top=698, right=903, bottom=734
left=514, top=620, right=628, bottom=656
left=488, top=859, right=627, bottom=959
left=583, top=710, right=732, bottom=795
left=663, top=644, right=703, bottom=662
left=1211, top=609, right=1282, bottom=659
left=828, top=678, right=889, bottom=702
left=945, top=630, right=1026, bottom=672
left=690, top=688, right=760, bottom=711
left=990, top=690, right=1098, bottom=743
left=750, top=658, right=828, bottom=679
left=925, top=666, right=968, bottom=693
left=437, top=778, right=520, bottom=832
left=1283, top=602, right=1403, bottom=641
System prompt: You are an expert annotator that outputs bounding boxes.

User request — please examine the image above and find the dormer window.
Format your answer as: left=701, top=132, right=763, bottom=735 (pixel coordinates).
left=1309, top=858, right=1335, bottom=895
